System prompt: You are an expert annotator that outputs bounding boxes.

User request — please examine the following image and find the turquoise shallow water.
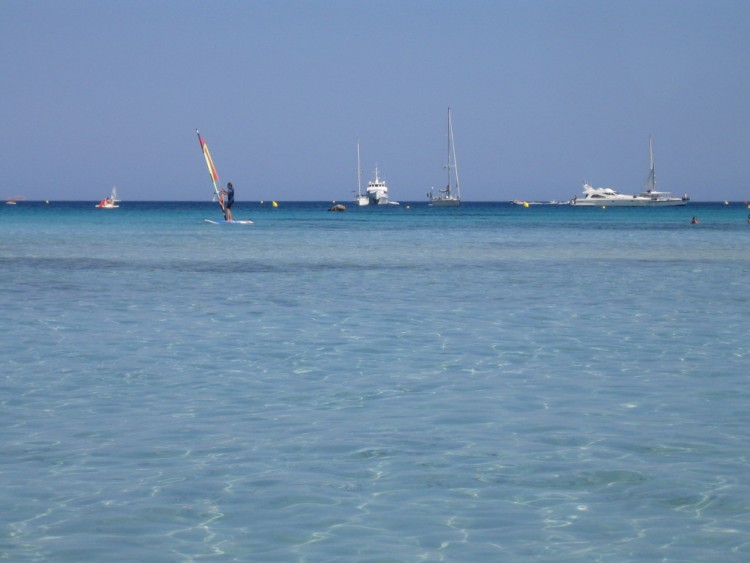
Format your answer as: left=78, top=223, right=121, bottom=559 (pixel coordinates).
left=2, top=201, right=750, bottom=561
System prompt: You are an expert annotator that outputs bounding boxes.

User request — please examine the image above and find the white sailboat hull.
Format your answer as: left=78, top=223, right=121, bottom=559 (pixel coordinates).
left=96, top=186, right=120, bottom=208
left=428, top=196, right=461, bottom=207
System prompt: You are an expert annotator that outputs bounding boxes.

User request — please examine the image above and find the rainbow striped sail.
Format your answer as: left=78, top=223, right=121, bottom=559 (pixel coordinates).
left=196, top=130, right=225, bottom=215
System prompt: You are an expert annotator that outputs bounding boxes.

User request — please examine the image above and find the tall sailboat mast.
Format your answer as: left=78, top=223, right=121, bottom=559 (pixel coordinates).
left=646, top=135, right=656, bottom=193
left=448, top=107, right=461, bottom=199
left=196, top=129, right=226, bottom=216
left=428, top=107, right=462, bottom=206
left=357, top=140, right=362, bottom=198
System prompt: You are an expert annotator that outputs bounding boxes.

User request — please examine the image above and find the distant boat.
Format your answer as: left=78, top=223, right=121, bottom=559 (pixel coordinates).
left=511, top=199, right=570, bottom=206
left=638, top=135, right=689, bottom=204
left=428, top=107, right=461, bottom=207
left=95, top=187, right=119, bottom=208
left=571, top=137, right=688, bottom=207
left=571, top=183, right=654, bottom=206
left=366, top=166, right=398, bottom=205
left=354, top=141, right=369, bottom=206
left=5, top=195, right=25, bottom=205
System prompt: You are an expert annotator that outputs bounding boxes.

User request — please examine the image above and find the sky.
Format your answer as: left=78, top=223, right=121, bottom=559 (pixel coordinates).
left=1, top=0, right=748, bottom=202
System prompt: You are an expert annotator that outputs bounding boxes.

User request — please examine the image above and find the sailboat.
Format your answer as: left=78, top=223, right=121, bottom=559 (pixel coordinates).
left=638, top=135, right=689, bottom=204
left=95, top=186, right=120, bottom=208
left=196, top=130, right=253, bottom=224
left=354, top=141, right=369, bottom=206
left=428, top=107, right=461, bottom=207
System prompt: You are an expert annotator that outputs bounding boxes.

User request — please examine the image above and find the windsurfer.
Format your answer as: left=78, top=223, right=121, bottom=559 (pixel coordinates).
left=221, top=182, right=234, bottom=221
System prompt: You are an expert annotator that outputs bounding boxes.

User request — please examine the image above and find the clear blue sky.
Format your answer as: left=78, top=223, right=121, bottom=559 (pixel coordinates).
left=2, top=0, right=748, bottom=202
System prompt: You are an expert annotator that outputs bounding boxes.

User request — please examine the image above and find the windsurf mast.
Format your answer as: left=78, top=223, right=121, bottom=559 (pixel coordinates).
left=196, top=129, right=226, bottom=216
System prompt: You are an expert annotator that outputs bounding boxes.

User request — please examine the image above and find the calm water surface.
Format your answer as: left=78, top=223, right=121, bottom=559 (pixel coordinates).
left=2, top=201, right=750, bottom=561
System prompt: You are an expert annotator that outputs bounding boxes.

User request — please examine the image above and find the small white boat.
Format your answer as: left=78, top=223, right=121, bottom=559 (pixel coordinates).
left=96, top=186, right=120, bottom=208
left=366, top=166, right=398, bottom=205
left=428, top=107, right=461, bottom=207
left=511, top=199, right=571, bottom=206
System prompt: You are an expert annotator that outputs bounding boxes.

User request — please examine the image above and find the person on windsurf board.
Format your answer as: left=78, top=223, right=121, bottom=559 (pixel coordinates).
left=221, top=182, right=234, bottom=221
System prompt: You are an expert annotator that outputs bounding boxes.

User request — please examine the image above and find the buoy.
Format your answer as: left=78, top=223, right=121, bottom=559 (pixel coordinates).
left=272, top=201, right=278, bottom=207
left=523, top=201, right=529, bottom=208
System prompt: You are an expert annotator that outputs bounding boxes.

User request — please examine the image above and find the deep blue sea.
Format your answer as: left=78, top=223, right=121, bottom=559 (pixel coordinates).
left=2, top=200, right=750, bottom=561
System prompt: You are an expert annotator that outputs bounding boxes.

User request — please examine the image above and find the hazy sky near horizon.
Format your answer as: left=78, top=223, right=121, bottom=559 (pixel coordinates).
left=2, top=0, right=748, bottom=202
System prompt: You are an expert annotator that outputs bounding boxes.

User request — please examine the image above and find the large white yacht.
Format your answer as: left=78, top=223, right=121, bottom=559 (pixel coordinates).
left=366, top=167, right=398, bottom=205
left=571, top=183, right=687, bottom=206
left=572, top=137, right=688, bottom=206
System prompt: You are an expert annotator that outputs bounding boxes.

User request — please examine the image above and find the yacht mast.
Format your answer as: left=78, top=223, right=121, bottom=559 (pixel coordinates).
left=356, top=141, right=362, bottom=197
left=449, top=107, right=461, bottom=199
left=648, top=135, right=655, bottom=192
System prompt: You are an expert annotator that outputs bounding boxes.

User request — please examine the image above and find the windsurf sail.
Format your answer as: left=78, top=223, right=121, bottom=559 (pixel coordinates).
left=196, top=130, right=226, bottom=217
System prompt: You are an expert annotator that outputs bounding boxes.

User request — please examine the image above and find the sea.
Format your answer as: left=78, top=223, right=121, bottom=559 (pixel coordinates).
left=2, top=200, right=750, bottom=562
